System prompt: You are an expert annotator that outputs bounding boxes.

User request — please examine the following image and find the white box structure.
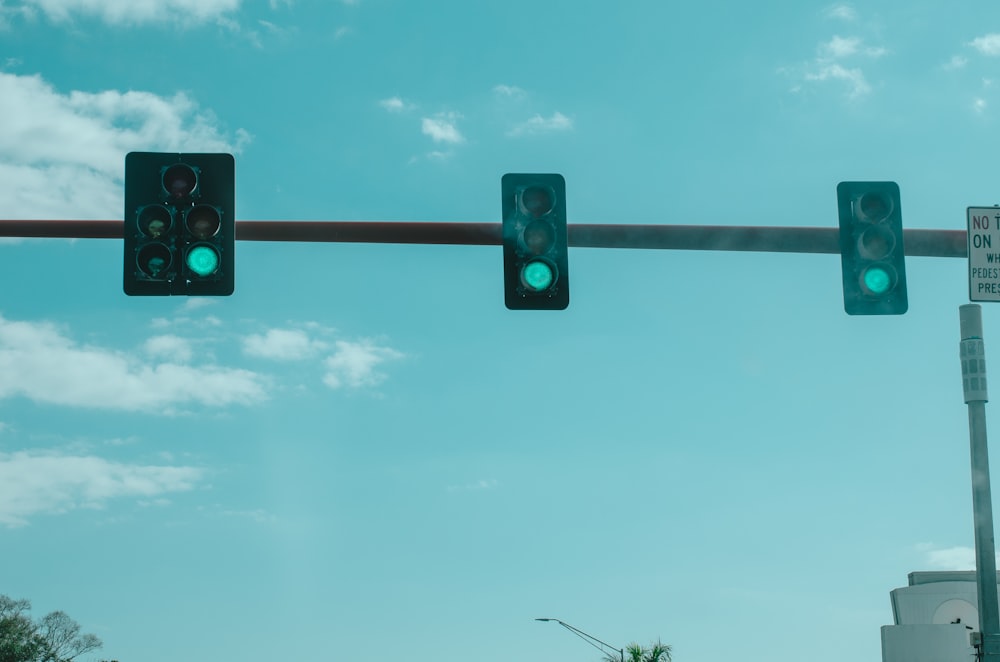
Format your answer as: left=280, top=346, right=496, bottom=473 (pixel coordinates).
left=881, top=571, right=994, bottom=662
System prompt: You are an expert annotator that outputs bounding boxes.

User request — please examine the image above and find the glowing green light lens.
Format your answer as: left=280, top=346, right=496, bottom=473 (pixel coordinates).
left=863, top=266, right=892, bottom=295
left=521, top=260, right=555, bottom=292
left=186, top=245, right=219, bottom=277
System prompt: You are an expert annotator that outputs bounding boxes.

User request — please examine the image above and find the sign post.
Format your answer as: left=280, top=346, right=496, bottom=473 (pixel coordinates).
left=968, top=207, right=1000, bottom=301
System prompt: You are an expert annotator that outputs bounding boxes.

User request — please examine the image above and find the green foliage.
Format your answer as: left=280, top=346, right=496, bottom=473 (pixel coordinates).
left=0, top=596, right=103, bottom=662
left=603, top=638, right=673, bottom=662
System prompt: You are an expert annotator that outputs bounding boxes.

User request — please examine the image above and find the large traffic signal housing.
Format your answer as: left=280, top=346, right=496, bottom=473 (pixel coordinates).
left=124, top=152, right=235, bottom=296
left=836, top=181, right=907, bottom=315
left=501, top=173, right=569, bottom=310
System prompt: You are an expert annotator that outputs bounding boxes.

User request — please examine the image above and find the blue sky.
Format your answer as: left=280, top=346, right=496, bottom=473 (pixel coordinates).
left=3, top=1, right=1000, bottom=661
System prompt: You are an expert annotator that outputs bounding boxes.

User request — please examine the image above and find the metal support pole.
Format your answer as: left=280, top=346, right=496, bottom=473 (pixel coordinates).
left=960, top=304, right=1000, bottom=660
left=0, top=220, right=973, bottom=257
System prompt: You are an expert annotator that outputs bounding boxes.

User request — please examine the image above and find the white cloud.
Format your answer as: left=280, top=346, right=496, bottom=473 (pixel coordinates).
left=971, top=34, right=1000, bottom=56
left=257, top=19, right=286, bottom=36
left=0, top=315, right=267, bottom=412
left=243, top=328, right=327, bottom=360
left=0, top=71, right=249, bottom=220
left=804, top=63, right=870, bottom=99
left=21, top=0, right=241, bottom=25
left=0, top=450, right=204, bottom=527
left=783, top=26, right=885, bottom=101
left=421, top=113, right=464, bottom=144
left=974, top=98, right=988, bottom=114
left=506, top=111, right=573, bottom=137
left=144, top=334, right=193, bottom=363
left=379, top=96, right=412, bottom=113
left=921, top=544, right=977, bottom=570
left=493, top=84, right=526, bottom=98
left=824, top=4, right=856, bottom=21
left=820, top=35, right=860, bottom=58
left=180, top=298, right=218, bottom=313
left=323, top=339, right=403, bottom=389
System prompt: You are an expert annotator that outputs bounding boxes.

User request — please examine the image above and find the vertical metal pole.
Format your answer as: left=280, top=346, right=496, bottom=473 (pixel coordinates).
left=960, top=304, right=1000, bottom=660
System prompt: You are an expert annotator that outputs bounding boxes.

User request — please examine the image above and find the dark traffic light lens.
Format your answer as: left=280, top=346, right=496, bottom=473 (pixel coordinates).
left=137, top=205, right=172, bottom=237
left=163, top=164, right=197, bottom=199
left=136, top=243, right=172, bottom=279
left=186, top=205, right=221, bottom=239
left=857, top=191, right=892, bottom=223
left=520, top=259, right=557, bottom=292
left=860, top=264, right=896, bottom=296
left=186, top=244, right=220, bottom=277
left=522, top=219, right=556, bottom=255
left=857, top=224, right=895, bottom=260
left=520, top=186, right=554, bottom=218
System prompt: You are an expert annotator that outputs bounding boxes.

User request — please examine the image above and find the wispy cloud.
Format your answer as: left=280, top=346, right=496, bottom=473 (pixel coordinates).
left=782, top=28, right=883, bottom=100
left=0, top=450, right=204, bottom=527
left=506, top=111, right=573, bottom=137
left=180, top=298, right=218, bottom=313
left=144, top=334, right=194, bottom=363
left=823, top=4, right=857, bottom=21
left=0, top=315, right=267, bottom=413
left=20, top=0, right=240, bottom=26
left=257, top=19, right=292, bottom=38
left=819, top=35, right=860, bottom=58
left=0, top=70, right=248, bottom=220
left=804, top=63, right=870, bottom=99
left=421, top=113, right=464, bottom=144
left=970, top=34, right=1000, bottom=56
left=379, top=96, right=413, bottom=113
left=918, top=543, right=979, bottom=570
left=323, top=339, right=404, bottom=389
left=241, top=326, right=404, bottom=389
left=781, top=7, right=887, bottom=102
left=493, top=84, right=526, bottom=99
left=243, top=328, right=328, bottom=360
left=943, top=55, right=969, bottom=71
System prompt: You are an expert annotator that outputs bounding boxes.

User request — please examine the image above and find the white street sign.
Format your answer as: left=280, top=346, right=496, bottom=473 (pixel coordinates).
left=969, top=206, right=1000, bottom=301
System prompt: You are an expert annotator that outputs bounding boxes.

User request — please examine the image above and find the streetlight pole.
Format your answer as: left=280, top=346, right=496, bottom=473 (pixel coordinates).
left=535, top=618, right=624, bottom=662
left=960, top=305, right=1000, bottom=661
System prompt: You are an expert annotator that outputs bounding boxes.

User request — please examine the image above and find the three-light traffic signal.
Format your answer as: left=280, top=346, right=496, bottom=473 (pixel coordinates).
left=837, top=181, right=907, bottom=315
left=124, top=152, right=235, bottom=296
left=501, top=173, right=569, bottom=310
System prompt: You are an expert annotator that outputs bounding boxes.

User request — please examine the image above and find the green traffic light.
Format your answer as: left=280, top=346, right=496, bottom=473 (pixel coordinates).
left=186, top=245, right=220, bottom=277
left=862, top=265, right=893, bottom=295
left=521, top=260, right=555, bottom=292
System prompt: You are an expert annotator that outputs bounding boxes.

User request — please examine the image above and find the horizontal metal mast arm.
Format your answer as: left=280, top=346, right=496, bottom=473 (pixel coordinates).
left=0, top=220, right=969, bottom=257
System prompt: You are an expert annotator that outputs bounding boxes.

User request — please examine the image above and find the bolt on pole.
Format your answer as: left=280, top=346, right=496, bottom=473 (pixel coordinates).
left=960, top=304, right=1000, bottom=660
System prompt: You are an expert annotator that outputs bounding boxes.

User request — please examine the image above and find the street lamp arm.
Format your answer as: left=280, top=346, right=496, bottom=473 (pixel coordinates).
left=535, top=618, right=625, bottom=661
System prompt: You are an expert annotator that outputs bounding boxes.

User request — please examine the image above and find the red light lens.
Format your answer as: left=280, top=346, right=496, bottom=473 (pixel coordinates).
left=163, top=164, right=197, bottom=199
left=520, top=186, right=554, bottom=218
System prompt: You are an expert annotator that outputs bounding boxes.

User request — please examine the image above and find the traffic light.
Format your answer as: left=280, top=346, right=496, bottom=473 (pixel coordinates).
left=124, top=152, right=235, bottom=296
left=836, top=181, right=907, bottom=315
left=501, top=173, right=569, bottom=310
